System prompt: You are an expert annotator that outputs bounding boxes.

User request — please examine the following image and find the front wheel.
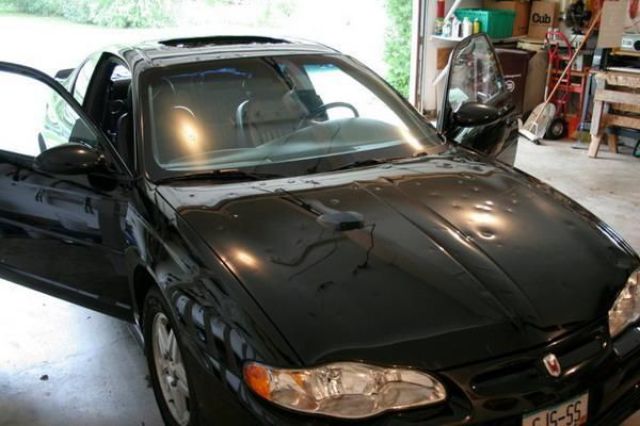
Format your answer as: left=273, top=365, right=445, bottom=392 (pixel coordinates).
left=143, top=287, right=198, bottom=426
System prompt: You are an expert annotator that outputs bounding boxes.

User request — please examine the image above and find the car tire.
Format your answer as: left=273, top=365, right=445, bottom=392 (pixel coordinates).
left=143, top=287, right=199, bottom=426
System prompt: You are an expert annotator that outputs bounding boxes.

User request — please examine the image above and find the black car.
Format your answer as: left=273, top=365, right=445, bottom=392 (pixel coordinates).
left=0, top=34, right=639, bottom=425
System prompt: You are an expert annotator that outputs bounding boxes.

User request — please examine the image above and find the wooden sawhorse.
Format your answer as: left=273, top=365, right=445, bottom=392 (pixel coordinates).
left=588, top=70, right=640, bottom=158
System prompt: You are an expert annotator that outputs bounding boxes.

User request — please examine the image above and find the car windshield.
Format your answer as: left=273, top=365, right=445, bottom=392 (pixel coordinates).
left=143, top=54, right=443, bottom=180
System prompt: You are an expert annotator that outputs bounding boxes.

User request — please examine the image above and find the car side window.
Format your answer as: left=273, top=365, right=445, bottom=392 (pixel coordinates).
left=0, top=70, right=99, bottom=158
left=73, top=55, right=100, bottom=105
left=447, top=36, right=504, bottom=112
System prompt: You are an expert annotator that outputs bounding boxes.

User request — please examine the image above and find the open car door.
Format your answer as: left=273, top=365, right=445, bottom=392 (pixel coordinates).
left=0, top=62, right=133, bottom=320
left=437, top=33, right=519, bottom=165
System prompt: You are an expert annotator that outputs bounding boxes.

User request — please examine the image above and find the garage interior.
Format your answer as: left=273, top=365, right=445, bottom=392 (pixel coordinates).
left=0, top=0, right=638, bottom=424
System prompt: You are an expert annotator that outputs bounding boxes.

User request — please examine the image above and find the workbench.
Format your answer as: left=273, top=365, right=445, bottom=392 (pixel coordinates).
left=588, top=70, right=640, bottom=158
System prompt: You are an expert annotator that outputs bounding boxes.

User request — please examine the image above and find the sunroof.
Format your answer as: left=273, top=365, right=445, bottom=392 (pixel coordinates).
left=159, top=36, right=290, bottom=48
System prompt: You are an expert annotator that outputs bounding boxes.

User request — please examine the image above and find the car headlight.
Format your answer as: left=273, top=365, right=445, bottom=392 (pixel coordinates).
left=609, top=267, right=640, bottom=338
left=243, top=361, right=446, bottom=419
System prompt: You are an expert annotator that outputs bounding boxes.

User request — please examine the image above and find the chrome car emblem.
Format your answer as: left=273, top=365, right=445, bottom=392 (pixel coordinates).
left=542, top=353, right=562, bottom=377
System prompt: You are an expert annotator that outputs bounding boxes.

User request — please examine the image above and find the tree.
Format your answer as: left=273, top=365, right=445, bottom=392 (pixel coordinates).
left=384, top=0, right=412, bottom=98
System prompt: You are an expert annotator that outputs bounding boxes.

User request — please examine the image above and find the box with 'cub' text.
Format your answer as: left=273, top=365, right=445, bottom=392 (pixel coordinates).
left=527, top=1, right=558, bottom=39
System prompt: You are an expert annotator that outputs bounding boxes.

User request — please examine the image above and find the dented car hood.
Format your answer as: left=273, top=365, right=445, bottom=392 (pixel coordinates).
left=157, top=151, right=638, bottom=370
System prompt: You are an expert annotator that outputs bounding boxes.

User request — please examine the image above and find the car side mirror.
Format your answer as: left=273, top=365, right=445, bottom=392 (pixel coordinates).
left=35, top=143, right=104, bottom=175
left=437, top=33, right=511, bottom=135
left=453, top=102, right=510, bottom=127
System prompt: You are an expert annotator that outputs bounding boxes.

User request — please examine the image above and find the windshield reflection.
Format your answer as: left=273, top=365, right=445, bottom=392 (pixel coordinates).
left=144, top=55, right=441, bottom=180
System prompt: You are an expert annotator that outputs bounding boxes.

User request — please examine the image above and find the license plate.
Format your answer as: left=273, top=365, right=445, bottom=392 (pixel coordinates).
left=522, top=393, right=588, bottom=426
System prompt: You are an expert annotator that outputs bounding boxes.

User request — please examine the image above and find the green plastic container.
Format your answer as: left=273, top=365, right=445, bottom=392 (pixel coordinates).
left=454, top=8, right=516, bottom=39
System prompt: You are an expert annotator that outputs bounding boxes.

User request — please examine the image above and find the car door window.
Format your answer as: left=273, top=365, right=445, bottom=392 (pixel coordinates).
left=73, top=54, right=100, bottom=105
left=447, top=37, right=504, bottom=112
left=101, top=63, right=132, bottom=138
left=0, top=70, right=99, bottom=157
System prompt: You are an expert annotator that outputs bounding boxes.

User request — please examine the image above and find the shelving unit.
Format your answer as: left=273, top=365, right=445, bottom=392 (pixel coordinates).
left=418, top=0, right=486, bottom=111
left=430, top=0, right=522, bottom=87
left=430, top=34, right=466, bottom=42
left=430, top=34, right=524, bottom=43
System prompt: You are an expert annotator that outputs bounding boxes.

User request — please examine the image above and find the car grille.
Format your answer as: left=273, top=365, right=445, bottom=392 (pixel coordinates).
left=441, top=322, right=612, bottom=421
left=470, top=325, right=608, bottom=396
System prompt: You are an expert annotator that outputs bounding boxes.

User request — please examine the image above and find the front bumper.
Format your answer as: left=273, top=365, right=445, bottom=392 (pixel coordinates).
left=590, top=326, right=640, bottom=425
left=191, top=321, right=640, bottom=425
left=435, top=322, right=640, bottom=425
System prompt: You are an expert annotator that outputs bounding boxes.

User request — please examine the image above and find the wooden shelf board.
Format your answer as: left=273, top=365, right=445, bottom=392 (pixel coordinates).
left=430, top=35, right=524, bottom=43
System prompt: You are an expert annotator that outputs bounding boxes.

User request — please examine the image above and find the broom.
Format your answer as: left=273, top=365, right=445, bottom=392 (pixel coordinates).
left=519, top=7, right=603, bottom=142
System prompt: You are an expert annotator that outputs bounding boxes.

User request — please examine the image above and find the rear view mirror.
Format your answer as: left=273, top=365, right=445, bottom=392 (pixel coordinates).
left=35, top=143, right=103, bottom=175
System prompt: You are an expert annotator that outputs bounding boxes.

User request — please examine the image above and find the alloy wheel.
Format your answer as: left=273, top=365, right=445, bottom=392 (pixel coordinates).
left=152, top=312, right=191, bottom=426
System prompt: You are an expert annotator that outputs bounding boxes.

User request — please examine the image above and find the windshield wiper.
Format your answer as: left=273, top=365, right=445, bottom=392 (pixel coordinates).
left=395, top=151, right=429, bottom=162
left=331, top=149, right=435, bottom=172
left=156, top=169, right=283, bottom=184
left=332, top=158, right=389, bottom=171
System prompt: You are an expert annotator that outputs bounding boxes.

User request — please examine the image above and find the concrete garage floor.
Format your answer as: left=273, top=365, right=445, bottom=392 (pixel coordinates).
left=516, top=139, right=640, bottom=426
left=0, top=283, right=163, bottom=426
left=0, top=139, right=638, bottom=426
left=515, top=140, right=640, bottom=253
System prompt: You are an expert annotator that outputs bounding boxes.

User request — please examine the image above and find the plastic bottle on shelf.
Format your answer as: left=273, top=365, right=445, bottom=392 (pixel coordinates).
left=473, top=18, right=481, bottom=34
left=452, top=17, right=461, bottom=39
left=434, top=0, right=445, bottom=36
left=434, top=18, right=444, bottom=35
left=462, top=17, right=472, bottom=37
left=442, top=17, right=452, bottom=38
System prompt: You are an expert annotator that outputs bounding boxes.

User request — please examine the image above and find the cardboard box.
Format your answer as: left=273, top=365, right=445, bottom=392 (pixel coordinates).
left=528, top=1, right=558, bottom=39
left=436, top=47, right=453, bottom=70
left=598, top=0, right=625, bottom=48
left=483, top=0, right=531, bottom=36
